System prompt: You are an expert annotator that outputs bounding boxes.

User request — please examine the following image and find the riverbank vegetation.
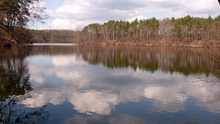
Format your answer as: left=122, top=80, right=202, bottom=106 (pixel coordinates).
left=30, top=15, right=220, bottom=47
left=0, top=0, right=46, bottom=47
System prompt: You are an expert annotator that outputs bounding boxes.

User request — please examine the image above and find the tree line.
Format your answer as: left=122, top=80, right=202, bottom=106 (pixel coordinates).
left=0, top=0, right=220, bottom=48
left=27, top=29, right=76, bottom=43
left=30, top=15, right=220, bottom=47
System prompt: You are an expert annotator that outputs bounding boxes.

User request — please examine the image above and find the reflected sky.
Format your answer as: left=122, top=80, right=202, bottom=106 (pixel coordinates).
left=20, top=46, right=220, bottom=124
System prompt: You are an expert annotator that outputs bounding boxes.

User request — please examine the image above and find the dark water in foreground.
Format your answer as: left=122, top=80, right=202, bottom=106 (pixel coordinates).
left=0, top=44, right=220, bottom=124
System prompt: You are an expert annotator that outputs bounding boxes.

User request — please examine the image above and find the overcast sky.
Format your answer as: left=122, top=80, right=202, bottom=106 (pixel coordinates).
left=32, top=0, right=220, bottom=29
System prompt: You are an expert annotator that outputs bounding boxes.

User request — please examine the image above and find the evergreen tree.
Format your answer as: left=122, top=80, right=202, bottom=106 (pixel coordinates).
left=0, top=0, right=47, bottom=46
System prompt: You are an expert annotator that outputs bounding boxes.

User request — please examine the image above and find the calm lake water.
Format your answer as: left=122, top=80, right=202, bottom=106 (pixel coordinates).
left=0, top=44, right=220, bottom=124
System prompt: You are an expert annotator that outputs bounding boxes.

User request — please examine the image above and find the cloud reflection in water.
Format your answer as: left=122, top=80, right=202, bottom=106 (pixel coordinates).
left=24, top=54, right=220, bottom=113
left=20, top=46, right=220, bottom=123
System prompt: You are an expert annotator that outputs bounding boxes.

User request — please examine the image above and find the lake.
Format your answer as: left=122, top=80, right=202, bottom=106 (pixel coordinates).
left=0, top=44, right=220, bottom=124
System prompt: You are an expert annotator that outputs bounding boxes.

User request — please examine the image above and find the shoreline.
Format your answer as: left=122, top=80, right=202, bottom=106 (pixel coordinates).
left=77, top=40, right=220, bottom=48
left=2, top=40, right=220, bottom=48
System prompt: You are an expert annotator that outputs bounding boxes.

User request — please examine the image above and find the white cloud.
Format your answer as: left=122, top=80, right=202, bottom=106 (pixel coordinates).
left=126, top=15, right=147, bottom=22
left=51, top=18, right=74, bottom=29
left=34, top=0, right=220, bottom=29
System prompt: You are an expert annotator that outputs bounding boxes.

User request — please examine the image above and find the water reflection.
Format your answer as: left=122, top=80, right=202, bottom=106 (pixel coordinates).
left=31, top=45, right=220, bottom=77
left=0, top=47, right=49, bottom=124
left=61, top=114, right=148, bottom=124
left=8, top=45, right=220, bottom=123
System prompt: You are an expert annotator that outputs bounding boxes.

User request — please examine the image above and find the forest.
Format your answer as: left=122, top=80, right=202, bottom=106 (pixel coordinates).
left=30, top=15, right=220, bottom=47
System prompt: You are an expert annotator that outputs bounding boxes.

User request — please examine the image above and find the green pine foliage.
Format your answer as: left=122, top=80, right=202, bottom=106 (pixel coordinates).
left=30, top=15, right=220, bottom=47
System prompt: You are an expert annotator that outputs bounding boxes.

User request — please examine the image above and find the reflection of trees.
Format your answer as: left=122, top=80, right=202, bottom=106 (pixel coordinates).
left=0, top=47, right=49, bottom=124
left=209, top=50, right=220, bottom=76
left=31, top=45, right=220, bottom=77
left=188, top=75, right=220, bottom=104
left=0, top=94, right=50, bottom=124
left=206, top=50, right=220, bottom=101
left=0, top=47, right=32, bottom=101
left=187, top=50, right=220, bottom=103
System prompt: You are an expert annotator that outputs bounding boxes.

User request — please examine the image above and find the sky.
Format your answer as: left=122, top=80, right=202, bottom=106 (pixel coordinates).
left=32, top=0, right=220, bottom=30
